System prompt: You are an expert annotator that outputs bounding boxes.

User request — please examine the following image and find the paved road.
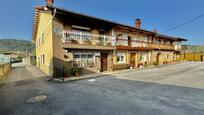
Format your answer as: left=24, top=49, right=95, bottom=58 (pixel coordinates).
left=3, top=63, right=46, bottom=83
left=117, top=61, right=204, bottom=89
left=0, top=61, right=204, bottom=115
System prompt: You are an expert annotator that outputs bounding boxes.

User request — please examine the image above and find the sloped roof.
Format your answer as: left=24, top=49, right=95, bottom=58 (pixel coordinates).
left=32, top=5, right=187, bottom=42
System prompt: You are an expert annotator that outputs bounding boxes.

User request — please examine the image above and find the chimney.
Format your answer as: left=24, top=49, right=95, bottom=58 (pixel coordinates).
left=135, top=18, right=141, bottom=29
left=153, top=29, right=158, bottom=33
left=46, top=0, right=54, bottom=6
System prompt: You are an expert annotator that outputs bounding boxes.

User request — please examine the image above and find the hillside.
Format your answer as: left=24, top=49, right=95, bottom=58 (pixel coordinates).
left=183, top=45, right=204, bottom=53
left=0, top=39, right=34, bottom=53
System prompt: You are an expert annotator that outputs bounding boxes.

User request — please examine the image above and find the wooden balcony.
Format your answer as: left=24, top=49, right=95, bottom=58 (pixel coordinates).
left=62, top=31, right=116, bottom=50
left=116, top=38, right=175, bottom=51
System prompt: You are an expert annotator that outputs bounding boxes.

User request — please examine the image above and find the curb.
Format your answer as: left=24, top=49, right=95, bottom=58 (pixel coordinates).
left=65, top=74, right=107, bottom=82
left=50, top=74, right=108, bottom=83
left=50, top=61, right=185, bottom=83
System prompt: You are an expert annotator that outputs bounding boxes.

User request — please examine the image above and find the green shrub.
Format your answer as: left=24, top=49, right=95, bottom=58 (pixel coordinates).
left=63, top=67, right=71, bottom=74
left=70, top=67, right=82, bottom=76
left=144, top=63, right=148, bottom=67
left=152, top=62, right=158, bottom=66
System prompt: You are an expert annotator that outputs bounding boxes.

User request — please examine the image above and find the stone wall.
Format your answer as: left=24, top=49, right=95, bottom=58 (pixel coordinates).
left=0, top=63, right=11, bottom=83
left=151, top=50, right=174, bottom=64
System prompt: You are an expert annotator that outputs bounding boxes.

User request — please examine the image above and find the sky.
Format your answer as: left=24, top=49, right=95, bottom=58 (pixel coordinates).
left=0, top=0, right=204, bottom=45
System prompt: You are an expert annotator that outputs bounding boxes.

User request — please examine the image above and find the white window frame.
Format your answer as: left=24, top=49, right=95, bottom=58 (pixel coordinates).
left=38, top=38, right=41, bottom=47
left=36, top=40, right=38, bottom=48
left=41, top=33, right=44, bottom=44
left=40, top=54, right=45, bottom=65
left=40, top=54, right=42, bottom=64
left=73, top=52, right=94, bottom=67
left=117, top=52, right=126, bottom=64
left=140, top=53, right=146, bottom=62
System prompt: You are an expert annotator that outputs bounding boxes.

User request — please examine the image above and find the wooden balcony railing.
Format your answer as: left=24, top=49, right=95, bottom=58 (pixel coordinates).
left=116, top=38, right=175, bottom=50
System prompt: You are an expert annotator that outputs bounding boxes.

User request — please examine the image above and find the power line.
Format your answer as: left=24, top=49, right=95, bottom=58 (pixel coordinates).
left=163, top=13, right=204, bottom=33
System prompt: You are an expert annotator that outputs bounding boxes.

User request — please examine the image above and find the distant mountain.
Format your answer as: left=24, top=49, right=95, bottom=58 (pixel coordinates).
left=183, top=45, right=204, bottom=53
left=0, top=39, right=34, bottom=53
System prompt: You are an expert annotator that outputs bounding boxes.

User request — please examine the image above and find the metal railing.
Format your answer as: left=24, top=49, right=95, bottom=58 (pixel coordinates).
left=61, top=30, right=175, bottom=50
left=62, top=30, right=115, bottom=46
left=116, top=38, right=175, bottom=50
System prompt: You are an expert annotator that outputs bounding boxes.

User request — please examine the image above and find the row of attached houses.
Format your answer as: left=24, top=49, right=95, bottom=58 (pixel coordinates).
left=32, top=1, right=187, bottom=76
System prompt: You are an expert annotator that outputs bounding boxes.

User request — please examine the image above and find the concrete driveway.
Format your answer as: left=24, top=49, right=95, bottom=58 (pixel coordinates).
left=3, top=62, right=46, bottom=83
left=116, top=61, right=204, bottom=89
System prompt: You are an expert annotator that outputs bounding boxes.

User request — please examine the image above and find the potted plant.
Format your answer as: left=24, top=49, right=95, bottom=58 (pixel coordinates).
left=138, top=62, right=143, bottom=68
left=129, top=64, right=134, bottom=69
left=70, top=67, right=82, bottom=76
left=63, top=67, right=70, bottom=78
left=144, top=63, right=148, bottom=67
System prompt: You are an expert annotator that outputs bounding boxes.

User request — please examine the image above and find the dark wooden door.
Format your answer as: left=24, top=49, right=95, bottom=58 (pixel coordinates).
left=128, top=36, right=131, bottom=46
left=156, top=53, right=161, bottom=64
left=130, top=53, right=135, bottom=67
left=101, top=53, right=108, bottom=72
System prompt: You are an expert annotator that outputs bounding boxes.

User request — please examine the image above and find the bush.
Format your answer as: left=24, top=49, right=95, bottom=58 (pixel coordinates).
left=63, top=67, right=71, bottom=74
left=144, top=63, right=148, bottom=67
left=138, top=63, right=143, bottom=68
left=152, top=62, right=159, bottom=66
left=163, top=61, right=168, bottom=64
left=31, top=60, right=36, bottom=65
left=70, top=67, right=82, bottom=76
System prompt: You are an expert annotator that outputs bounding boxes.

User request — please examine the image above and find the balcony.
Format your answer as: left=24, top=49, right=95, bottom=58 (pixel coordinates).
left=62, top=30, right=116, bottom=50
left=174, top=45, right=182, bottom=51
left=116, top=38, right=175, bottom=51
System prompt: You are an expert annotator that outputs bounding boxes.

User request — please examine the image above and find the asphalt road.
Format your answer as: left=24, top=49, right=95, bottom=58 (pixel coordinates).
left=0, top=61, right=204, bottom=115
left=117, top=61, right=204, bottom=89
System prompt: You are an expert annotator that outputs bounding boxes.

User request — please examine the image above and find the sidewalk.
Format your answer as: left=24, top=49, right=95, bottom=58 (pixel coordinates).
left=52, top=72, right=110, bottom=82
left=25, top=65, right=46, bottom=78
left=53, top=61, right=185, bottom=82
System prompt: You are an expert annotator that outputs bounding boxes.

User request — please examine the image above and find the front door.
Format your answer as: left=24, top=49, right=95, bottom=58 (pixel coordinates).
left=101, top=53, right=108, bottom=72
left=130, top=53, right=135, bottom=67
left=156, top=53, right=161, bottom=64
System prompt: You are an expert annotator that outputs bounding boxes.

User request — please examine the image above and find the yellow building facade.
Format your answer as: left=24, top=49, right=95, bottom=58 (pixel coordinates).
left=34, top=9, right=53, bottom=75
left=32, top=5, right=187, bottom=76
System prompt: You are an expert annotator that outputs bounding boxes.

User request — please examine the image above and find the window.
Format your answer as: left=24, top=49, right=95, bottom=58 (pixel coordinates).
left=64, top=55, right=68, bottom=59
left=140, top=53, right=146, bottom=62
left=164, top=40, right=166, bottom=44
left=116, top=33, right=123, bottom=39
left=37, top=57, right=40, bottom=66
left=36, top=40, right=38, bottom=48
left=70, top=25, right=91, bottom=43
left=158, top=40, right=161, bottom=44
left=170, top=41, right=173, bottom=45
left=43, top=54, right=45, bottom=64
left=117, top=52, right=126, bottom=64
left=116, top=33, right=128, bottom=46
left=40, top=54, right=45, bottom=64
left=38, top=38, right=41, bottom=47
left=167, top=54, right=169, bottom=59
left=41, top=33, right=44, bottom=44
left=73, top=52, right=94, bottom=67
left=40, top=55, right=42, bottom=64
